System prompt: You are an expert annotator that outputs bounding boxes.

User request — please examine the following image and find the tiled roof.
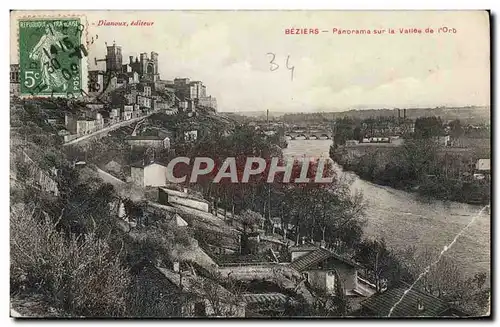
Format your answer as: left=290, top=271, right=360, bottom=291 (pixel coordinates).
left=288, top=247, right=358, bottom=272
left=242, top=293, right=291, bottom=306
left=156, top=267, right=238, bottom=303
left=288, top=248, right=332, bottom=272
left=360, top=284, right=451, bottom=317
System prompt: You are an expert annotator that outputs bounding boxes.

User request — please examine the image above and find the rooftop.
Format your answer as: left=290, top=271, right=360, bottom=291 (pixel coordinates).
left=130, top=160, right=168, bottom=168
left=242, top=293, right=294, bottom=307
left=288, top=247, right=359, bottom=272
left=125, top=135, right=167, bottom=141
left=156, top=267, right=239, bottom=303
left=360, top=283, right=452, bottom=317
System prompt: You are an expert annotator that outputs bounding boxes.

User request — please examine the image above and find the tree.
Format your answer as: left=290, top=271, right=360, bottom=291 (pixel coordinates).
left=353, top=126, right=363, bottom=141
left=10, top=203, right=130, bottom=317
left=414, top=116, right=444, bottom=138
left=355, top=238, right=407, bottom=292
left=449, top=119, right=464, bottom=139
left=398, top=245, right=490, bottom=315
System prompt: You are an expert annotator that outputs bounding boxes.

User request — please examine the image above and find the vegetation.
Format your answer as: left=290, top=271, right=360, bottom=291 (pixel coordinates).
left=10, top=97, right=490, bottom=317
left=332, top=129, right=490, bottom=205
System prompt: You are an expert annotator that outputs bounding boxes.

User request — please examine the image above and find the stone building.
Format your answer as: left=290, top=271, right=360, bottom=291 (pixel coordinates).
left=10, top=64, right=20, bottom=96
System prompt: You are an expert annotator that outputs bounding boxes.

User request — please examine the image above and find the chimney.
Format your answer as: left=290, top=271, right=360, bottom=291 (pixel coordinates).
left=173, top=261, right=180, bottom=272
left=404, top=108, right=407, bottom=120
left=129, top=56, right=133, bottom=64
left=417, top=299, right=425, bottom=312
left=320, top=240, right=326, bottom=248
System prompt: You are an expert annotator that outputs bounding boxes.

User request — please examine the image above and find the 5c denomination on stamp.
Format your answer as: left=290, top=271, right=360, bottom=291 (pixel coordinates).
left=19, top=18, right=87, bottom=97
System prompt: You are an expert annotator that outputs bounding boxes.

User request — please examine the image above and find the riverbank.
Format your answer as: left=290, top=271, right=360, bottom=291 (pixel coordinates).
left=329, top=144, right=490, bottom=206
left=283, top=139, right=490, bottom=278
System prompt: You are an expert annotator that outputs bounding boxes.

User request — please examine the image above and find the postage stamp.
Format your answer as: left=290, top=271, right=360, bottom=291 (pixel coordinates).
left=18, top=18, right=87, bottom=97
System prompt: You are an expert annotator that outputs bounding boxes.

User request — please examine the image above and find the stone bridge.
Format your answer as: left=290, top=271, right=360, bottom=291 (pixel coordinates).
left=285, top=129, right=332, bottom=140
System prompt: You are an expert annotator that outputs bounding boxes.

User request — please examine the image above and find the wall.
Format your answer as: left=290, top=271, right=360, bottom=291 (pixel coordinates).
left=334, top=261, right=357, bottom=292
left=159, top=188, right=209, bottom=212
left=127, top=139, right=164, bottom=148
left=131, top=166, right=144, bottom=187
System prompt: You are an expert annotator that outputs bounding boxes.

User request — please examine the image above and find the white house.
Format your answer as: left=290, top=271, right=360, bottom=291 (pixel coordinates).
left=476, top=158, right=491, bottom=172
left=130, top=161, right=168, bottom=188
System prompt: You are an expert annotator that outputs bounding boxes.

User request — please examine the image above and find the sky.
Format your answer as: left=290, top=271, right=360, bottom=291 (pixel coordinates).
left=10, top=10, right=490, bottom=112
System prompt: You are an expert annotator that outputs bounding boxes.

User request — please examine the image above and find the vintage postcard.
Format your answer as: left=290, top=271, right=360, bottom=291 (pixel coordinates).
left=9, top=10, right=490, bottom=318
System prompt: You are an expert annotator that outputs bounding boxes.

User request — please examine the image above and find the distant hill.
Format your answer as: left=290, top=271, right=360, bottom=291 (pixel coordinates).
left=223, top=106, right=491, bottom=124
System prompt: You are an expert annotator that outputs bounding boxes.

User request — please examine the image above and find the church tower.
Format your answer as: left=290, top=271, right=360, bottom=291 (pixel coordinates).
left=106, top=42, right=123, bottom=72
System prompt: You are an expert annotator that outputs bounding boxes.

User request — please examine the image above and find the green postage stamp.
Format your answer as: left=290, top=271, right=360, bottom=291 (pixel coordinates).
left=18, top=18, right=87, bottom=97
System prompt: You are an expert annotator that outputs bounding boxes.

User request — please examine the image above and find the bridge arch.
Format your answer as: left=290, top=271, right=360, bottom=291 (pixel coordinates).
left=295, top=134, right=308, bottom=140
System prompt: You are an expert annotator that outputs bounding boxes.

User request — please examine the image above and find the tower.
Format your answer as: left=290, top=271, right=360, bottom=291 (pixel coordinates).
left=106, top=42, right=122, bottom=72
left=151, top=51, right=159, bottom=74
left=140, top=53, right=148, bottom=74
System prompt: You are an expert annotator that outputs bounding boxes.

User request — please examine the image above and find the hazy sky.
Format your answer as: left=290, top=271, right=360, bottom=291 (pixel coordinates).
left=11, top=10, right=490, bottom=112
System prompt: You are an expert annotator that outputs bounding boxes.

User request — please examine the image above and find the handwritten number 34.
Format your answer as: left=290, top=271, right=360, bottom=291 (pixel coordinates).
left=267, top=53, right=295, bottom=81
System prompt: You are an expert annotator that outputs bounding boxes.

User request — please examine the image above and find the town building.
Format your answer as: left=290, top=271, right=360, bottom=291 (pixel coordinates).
left=110, top=108, right=121, bottom=122
left=183, top=130, right=198, bottom=142
left=125, top=135, right=170, bottom=149
left=130, top=261, right=246, bottom=317
left=137, top=95, right=152, bottom=109
left=198, top=95, right=218, bottom=110
left=173, top=78, right=217, bottom=111
left=476, top=158, right=490, bottom=172
left=288, top=245, right=369, bottom=298
left=10, top=64, right=20, bottom=96
left=130, top=161, right=168, bottom=188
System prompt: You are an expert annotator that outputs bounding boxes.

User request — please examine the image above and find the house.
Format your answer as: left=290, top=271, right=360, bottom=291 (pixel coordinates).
left=76, top=118, right=97, bottom=135
left=130, top=161, right=168, bottom=188
left=125, top=135, right=170, bottom=149
left=357, top=283, right=467, bottom=317
left=122, top=106, right=133, bottom=121
left=476, top=158, right=490, bottom=172
left=137, top=95, right=152, bottom=109
left=164, top=107, right=178, bottom=115
left=130, top=261, right=245, bottom=317
left=437, top=135, right=451, bottom=146
left=158, top=187, right=210, bottom=212
left=288, top=245, right=363, bottom=296
left=110, top=108, right=121, bottom=122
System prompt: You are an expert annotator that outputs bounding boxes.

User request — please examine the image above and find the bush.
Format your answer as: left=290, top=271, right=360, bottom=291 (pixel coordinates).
left=10, top=204, right=131, bottom=317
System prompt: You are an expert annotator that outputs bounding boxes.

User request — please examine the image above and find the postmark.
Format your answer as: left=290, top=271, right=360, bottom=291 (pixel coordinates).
left=18, top=17, right=88, bottom=97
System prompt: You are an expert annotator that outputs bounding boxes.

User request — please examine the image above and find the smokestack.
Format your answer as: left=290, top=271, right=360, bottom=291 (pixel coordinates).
left=129, top=56, right=133, bottom=64
left=398, top=108, right=400, bottom=120
left=404, top=108, right=407, bottom=120
left=267, top=109, right=269, bottom=124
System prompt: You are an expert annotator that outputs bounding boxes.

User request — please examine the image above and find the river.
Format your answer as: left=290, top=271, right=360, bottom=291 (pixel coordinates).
left=283, top=139, right=490, bottom=278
